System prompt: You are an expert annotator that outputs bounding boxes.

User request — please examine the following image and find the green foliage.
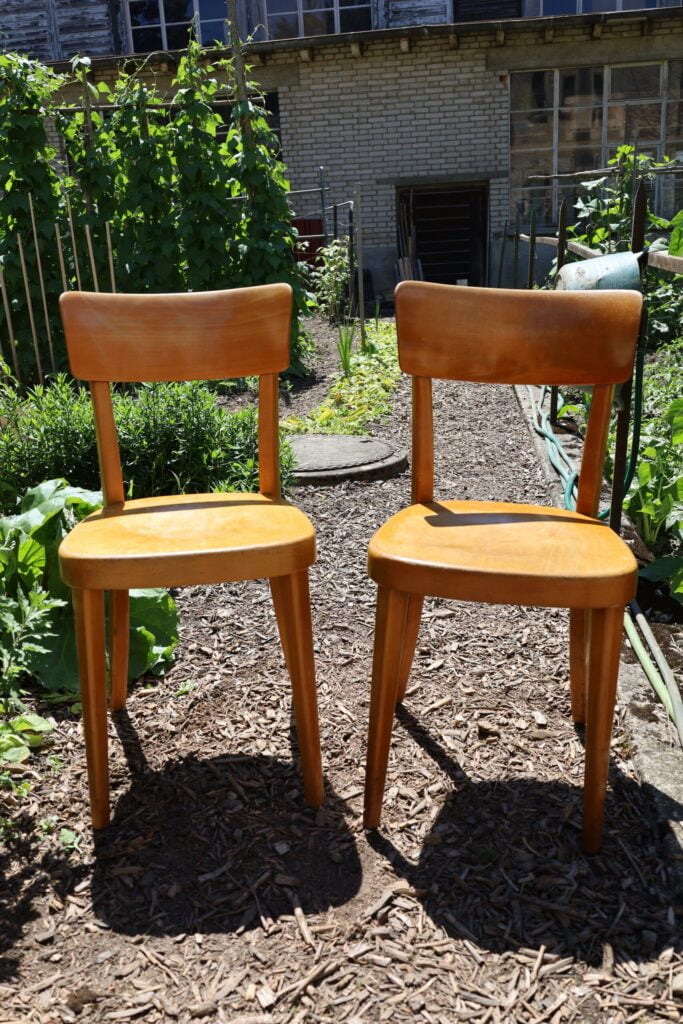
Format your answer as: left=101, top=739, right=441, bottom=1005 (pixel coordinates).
left=337, top=322, right=355, bottom=378
left=0, top=710, right=53, bottom=764
left=625, top=397, right=683, bottom=552
left=0, top=480, right=179, bottom=697
left=0, top=373, right=295, bottom=508
left=0, top=45, right=312, bottom=383
left=315, top=238, right=351, bottom=323
left=640, top=555, right=683, bottom=607
left=285, top=321, right=400, bottom=435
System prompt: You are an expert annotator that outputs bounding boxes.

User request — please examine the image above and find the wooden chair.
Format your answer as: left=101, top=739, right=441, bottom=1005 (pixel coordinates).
left=364, top=282, right=643, bottom=853
left=59, top=285, right=324, bottom=829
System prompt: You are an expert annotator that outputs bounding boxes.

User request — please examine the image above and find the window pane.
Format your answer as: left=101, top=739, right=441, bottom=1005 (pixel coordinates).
left=511, top=188, right=553, bottom=225
left=510, top=109, right=553, bottom=148
left=510, top=150, right=553, bottom=190
left=200, top=18, right=228, bottom=42
left=339, top=0, right=369, bottom=6
left=268, top=0, right=297, bottom=12
left=510, top=71, right=553, bottom=112
left=607, top=102, right=662, bottom=143
left=559, top=67, right=603, bottom=106
left=542, top=0, right=576, bottom=11
left=610, top=65, right=660, bottom=101
left=164, top=0, right=194, bottom=19
left=129, top=1, right=161, bottom=27
left=558, top=105, right=602, bottom=146
left=621, top=0, right=658, bottom=8
left=268, top=12, right=299, bottom=36
left=557, top=147, right=601, bottom=173
left=303, top=0, right=330, bottom=8
left=166, top=22, right=192, bottom=47
left=339, top=7, right=371, bottom=30
left=199, top=0, right=227, bottom=17
left=303, top=10, right=335, bottom=33
left=131, top=26, right=163, bottom=49
left=582, top=0, right=617, bottom=10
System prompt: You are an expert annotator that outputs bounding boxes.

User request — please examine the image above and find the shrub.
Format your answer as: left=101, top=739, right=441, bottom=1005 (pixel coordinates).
left=314, top=238, right=351, bottom=323
left=0, top=374, right=295, bottom=511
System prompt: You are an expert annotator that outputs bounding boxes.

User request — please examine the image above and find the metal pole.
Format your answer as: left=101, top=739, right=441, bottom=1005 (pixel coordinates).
left=550, top=199, right=568, bottom=425
left=513, top=210, right=521, bottom=289
left=526, top=207, right=537, bottom=290
left=319, top=166, right=328, bottom=246
left=354, top=182, right=366, bottom=346
left=496, top=220, right=507, bottom=289
left=333, top=203, right=338, bottom=241
left=609, top=179, right=647, bottom=534
left=105, top=222, right=116, bottom=292
left=348, top=204, right=355, bottom=318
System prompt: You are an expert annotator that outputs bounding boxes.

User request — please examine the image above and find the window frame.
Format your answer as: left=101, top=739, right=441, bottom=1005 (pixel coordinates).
left=124, top=0, right=229, bottom=52
left=263, top=0, right=373, bottom=40
left=509, top=60, right=669, bottom=226
left=540, top=1, right=672, bottom=12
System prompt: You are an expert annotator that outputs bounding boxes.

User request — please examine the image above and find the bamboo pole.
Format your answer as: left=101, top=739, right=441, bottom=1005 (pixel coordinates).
left=17, top=233, right=43, bottom=384
left=28, top=193, right=56, bottom=373
left=105, top=222, right=116, bottom=292
left=0, top=262, right=21, bottom=381
left=85, top=224, right=100, bottom=292
left=354, top=182, right=366, bottom=346
left=54, top=223, right=69, bottom=293
left=66, top=195, right=82, bottom=290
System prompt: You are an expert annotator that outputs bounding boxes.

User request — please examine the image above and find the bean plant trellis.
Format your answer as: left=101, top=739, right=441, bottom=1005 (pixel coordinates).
left=0, top=40, right=314, bottom=383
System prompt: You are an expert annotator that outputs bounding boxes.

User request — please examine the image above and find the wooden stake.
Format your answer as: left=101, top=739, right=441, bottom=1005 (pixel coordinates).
left=55, top=222, right=69, bottom=293
left=17, top=232, right=43, bottom=384
left=66, top=194, right=82, bottom=290
left=105, top=222, right=116, bottom=292
left=354, top=182, right=366, bottom=346
left=0, top=261, right=21, bottom=381
left=28, top=193, right=56, bottom=372
left=85, top=224, right=100, bottom=292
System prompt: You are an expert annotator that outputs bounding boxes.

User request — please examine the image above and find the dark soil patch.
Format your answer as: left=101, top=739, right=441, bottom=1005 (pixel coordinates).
left=2, top=329, right=682, bottom=1022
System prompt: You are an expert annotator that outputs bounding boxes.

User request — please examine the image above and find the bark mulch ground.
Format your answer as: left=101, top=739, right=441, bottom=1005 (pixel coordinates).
left=2, top=321, right=682, bottom=1024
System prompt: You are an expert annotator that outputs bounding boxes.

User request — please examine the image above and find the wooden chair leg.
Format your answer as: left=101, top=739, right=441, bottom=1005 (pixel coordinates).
left=109, top=590, right=129, bottom=712
left=395, top=594, right=423, bottom=705
left=270, top=571, right=324, bottom=807
left=569, top=608, right=591, bottom=725
left=72, top=588, right=110, bottom=829
left=581, top=605, right=623, bottom=854
left=364, top=586, right=411, bottom=829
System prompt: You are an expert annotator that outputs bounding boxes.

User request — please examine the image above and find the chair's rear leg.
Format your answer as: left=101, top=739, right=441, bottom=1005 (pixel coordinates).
left=569, top=608, right=591, bottom=725
left=582, top=605, right=623, bottom=854
left=73, top=588, right=110, bottom=829
left=109, top=590, right=129, bottom=712
left=270, top=571, right=324, bottom=807
left=364, top=586, right=411, bottom=829
left=395, top=594, right=424, bottom=705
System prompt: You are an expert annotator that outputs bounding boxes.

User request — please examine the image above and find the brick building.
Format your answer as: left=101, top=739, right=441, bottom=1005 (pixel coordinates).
left=2, top=1, right=683, bottom=287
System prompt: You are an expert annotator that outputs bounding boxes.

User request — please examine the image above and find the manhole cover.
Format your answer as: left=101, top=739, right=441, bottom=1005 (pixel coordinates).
left=288, top=434, right=408, bottom=485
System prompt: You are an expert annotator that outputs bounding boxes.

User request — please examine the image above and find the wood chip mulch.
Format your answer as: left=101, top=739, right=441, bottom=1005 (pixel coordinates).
left=2, top=321, right=682, bottom=1024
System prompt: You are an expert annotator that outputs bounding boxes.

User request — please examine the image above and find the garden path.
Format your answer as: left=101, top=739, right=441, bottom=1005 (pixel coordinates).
left=2, top=328, right=681, bottom=1023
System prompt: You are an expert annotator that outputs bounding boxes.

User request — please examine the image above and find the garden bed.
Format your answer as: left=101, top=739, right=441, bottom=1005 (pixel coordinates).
left=2, top=318, right=682, bottom=1023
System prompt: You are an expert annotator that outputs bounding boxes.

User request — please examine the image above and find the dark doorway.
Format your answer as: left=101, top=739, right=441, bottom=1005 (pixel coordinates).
left=397, top=183, right=488, bottom=285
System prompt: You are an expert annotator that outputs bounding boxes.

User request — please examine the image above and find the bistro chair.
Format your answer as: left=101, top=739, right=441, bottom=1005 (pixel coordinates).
left=364, top=281, right=642, bottom=853
left=59, top=285, right=324, bottom=829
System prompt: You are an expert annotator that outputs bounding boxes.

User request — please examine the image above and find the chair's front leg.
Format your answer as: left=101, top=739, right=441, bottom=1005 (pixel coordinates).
left=364, top=586, right=411, bottom=829
left=569, top=608, right=591, bottom=725
left=109, top=589, right=129, bottom=711
left=270, top=571, right=324, bottom=807
left=582, top=605, right=623, bottom=854
left=395, top=594, right=424, bottom=706
left=72, top=587, right=110, bottom=829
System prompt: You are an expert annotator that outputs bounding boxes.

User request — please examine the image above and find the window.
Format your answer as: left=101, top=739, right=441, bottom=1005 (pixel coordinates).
left=126, top=0, right=229, bottom=52
left=265, top=0, right=372, bottom=40
left=540, top=0, right=670, bottom=11
left=510, top=62, right=675, bottom=225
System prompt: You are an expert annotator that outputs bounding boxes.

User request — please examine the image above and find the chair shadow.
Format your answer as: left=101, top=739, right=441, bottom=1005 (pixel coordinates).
left=423, top=501, right=596, bottom=529
left=367, top=706, right=683, bottom=967
left=90, top=711, right=361, bottom=937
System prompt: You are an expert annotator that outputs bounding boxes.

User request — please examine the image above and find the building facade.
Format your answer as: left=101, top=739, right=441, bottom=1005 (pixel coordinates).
left=2, top=1, right=683, bottom=286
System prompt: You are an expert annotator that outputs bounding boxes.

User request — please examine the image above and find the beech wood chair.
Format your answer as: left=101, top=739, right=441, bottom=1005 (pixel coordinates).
left=364, top=281, right=643, bottom=853
left=59, top=285, right=324, bottom=829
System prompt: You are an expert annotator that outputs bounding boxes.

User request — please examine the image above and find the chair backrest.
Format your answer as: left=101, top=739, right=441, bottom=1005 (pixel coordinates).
left=60, top=285, right=292, bottom=505
left=394, top=281, right=643, bottom=518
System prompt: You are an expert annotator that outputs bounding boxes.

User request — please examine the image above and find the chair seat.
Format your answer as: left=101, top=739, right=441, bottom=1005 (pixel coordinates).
left=59, top=493, right=316, bottom=590
left=368, top=500, right=637, bottom=608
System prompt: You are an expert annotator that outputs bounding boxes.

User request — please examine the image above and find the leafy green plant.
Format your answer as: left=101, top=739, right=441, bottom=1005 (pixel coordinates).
left=0, top=480, right=179, bottom=697
left=625, top=398, right=683, bottom=551
left=337, top=322, right=355, bottom=378
left=0, top=373, right=295, bottom=509
left=285, top=321, right=400, bottom=435
left=0, top=711, right=53, bottom=763
left=314, top=238, right=351, bottom=323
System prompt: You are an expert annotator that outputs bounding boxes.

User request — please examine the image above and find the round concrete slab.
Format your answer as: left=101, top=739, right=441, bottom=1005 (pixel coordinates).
left=288, top=434, right=408, bottom=485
